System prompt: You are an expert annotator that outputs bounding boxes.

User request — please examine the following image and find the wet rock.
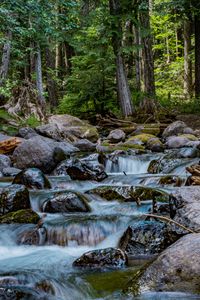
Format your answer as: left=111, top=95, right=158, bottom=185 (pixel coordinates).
left=0, top=209, right=40, bottom=224
left=162, top=121, right=194, bottom=139
left=2, top=167, right=21, bottom=177
left=138, top=233, right=200, bottom=294
left=159, top=175, right=184, bottom=186
left=73, top=247, right=127, bottom=269
left=107, top=129, right=126, bottom=143
left=148, top=153, right=182, bottom=174
left=73, top=139, right=96, bottom=152
left=42, top=191, right=91, bottom=213
left=0, top=154, right=11, bottom=171
left=129, top=187, right=169, bottom=205
left=87, top=186, right=132, bottom=201
left=119, top=221, right=180, bottom=256
left=13, top=168, right=51, bottom=189
left=18, top=226, right=47, bottom=245
left=146, top=138, right=164, bottom=152
left=178, top=147, right=200, bottom=158
left=0, top=184, right=30, bottom=215
left=18, top=127, right=37, bottom=139
left=64, top=158, right=107, bottom=181
left=48, top=114, right=99, bottom=142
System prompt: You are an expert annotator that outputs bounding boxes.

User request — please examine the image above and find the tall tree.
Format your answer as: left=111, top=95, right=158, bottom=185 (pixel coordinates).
left=109, top=0, right=134, bottom=117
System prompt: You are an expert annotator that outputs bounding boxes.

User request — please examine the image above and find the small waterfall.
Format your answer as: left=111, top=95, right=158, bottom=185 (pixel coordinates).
left=105, top=155, right=156, bottom=175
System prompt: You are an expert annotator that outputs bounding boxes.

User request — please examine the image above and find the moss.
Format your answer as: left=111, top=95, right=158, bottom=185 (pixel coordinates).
left=130, top=187, right=169, bottom=203
left=128, top=134, right=156, bottom=144
left=0, top=209, right=40, bottom=224
left=88, top=186, right=128, bottom=201
left=178, top=134, right=198, bottom=141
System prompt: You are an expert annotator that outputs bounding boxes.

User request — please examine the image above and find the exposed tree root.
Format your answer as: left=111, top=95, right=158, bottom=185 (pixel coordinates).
left=3, top=80, right=46, bottom=121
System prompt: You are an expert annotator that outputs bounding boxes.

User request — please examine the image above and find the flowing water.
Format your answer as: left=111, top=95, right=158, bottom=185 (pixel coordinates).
left=0, top=154, right=200, bottom=300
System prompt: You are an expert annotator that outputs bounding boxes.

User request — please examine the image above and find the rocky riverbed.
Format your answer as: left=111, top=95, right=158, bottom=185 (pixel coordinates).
left=0, top=114, right=200, bottom=299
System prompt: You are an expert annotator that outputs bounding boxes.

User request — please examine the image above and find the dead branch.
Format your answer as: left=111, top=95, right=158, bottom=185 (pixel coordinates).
left=142, top=213, right=196, bottom=234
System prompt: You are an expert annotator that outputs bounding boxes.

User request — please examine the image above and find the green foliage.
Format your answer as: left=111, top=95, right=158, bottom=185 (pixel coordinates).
left=20, top=115, right=41, bottom=128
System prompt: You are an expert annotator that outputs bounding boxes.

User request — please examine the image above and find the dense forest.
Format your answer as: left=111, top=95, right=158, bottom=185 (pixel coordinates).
left=0, top=0, right=200, bottom=121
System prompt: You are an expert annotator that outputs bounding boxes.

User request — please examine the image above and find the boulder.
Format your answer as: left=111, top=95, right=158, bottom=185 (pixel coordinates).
left=73, top=139, right=96, bottom=152
left=73, top=248, right=127, bottom=269
left=2, top=167, right=21, bottom=177
left=0, top=154, right=11, bottom=171
left=138, top=233, right=200, bottom=293
left=36, top=123, right=63, bottom=141
left=63, top=158, right=107, bottom=181
left=119, top=221, right=180, bottom=256
left=178, top=147, right=200, bottom=158
left=0, top=209, right=40, bottom=224
left=48, top=114, right=99, bottom=142
left=146, top=138, right=164, bottom=152
left=162, top=121, right=194, bottom=139
left=41, top=191, right=91, bottom=213
left=13, top=168, right=51, bottom=189
left=107, top=129, right=126, bottom=143
left=166, top=136, right=190, bottom=148
left=0, top=184, right=30, bottom=215
left=18, top=127, right=37, bottom=139
left=12, top=136, right=78, bottom=173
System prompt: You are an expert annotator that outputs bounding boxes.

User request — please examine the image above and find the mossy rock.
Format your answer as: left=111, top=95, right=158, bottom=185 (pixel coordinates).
left=130, top=187, right=169, bottom=204
left=100, top=142, right=145, bottom=153
left=87, top=186, right=132, bottom=201
left=128, top=134, right=156, bottom=144
left=0, top=209, right=40, bottom=224
left=178, top=134, right=198, bottom=141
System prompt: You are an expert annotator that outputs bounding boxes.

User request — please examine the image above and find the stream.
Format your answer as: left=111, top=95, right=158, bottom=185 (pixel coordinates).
left=0, top=153, right=200, bottom=300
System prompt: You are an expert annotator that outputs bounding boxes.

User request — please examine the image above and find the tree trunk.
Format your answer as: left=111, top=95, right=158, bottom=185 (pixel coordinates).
left=195, top=13, right=200, bottom=98
left=139, top=0, right=156, bottom=97
left=109, top=0, right=134, bottom=117
left=64, top=42, right=75, bottom=75
left=123, top=20, right=134, bottom=79
left=133, top=23, right=141, bottom=91
left=184, top=20, right=193, bottom=98
left=45, top=47, right=58, bottom=109
left=35, top=45, right=46, bottom=110
left=0, top=31, right=12, bottom=86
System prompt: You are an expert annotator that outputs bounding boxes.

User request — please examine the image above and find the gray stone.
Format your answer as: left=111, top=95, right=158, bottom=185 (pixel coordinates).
left=139, top=233, right=200, bottom=294
left=0, top=154, right=11, bottom=171
left=107, top=129, right=126, bottom=143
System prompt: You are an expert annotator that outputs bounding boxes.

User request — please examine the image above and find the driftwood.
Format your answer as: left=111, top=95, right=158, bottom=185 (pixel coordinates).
left=186, top=164, right=200, bottom=185
left=143, top=213, right=196, bottom=234
left=0, top=137, right=21, bottom=154
left=96, top=114, right=136, bottom=129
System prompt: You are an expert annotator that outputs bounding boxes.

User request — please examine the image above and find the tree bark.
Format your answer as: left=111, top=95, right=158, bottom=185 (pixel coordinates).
left=183, top=20, right=193, bottom=98
left=195, top=13, right=200, bottom=98
left=133, top=23, right=141, bottom=91
left=0, top=31, right=12, bottom=86
left=64, top=42, right=75, bottom=75
left=45, top=47, right=58, bottom=109
left=35, top=44, right=46, bottom=110
left=109, top=0, right=134, bottom=117
left=139, top=0, right=156, bottom=97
